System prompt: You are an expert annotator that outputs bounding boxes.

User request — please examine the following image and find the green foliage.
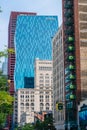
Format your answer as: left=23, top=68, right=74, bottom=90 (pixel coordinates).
left=0, top=48, right=15, bottom=63
left=0, top=91, right=14, bottom=128
left=22, top=124, right=34, bottom=130
left=0, top=71, right=8, bottom=91
left=0, top=48, right=15, bottom=58
left=0, top=46, right=15, bottom=129
left=0, top=59, right=14, bottom=129
left=0, top=113, right=6, bottom=129
left=43, top=115, right=55, bottom=130
left=0, top=91, right=14, bottom=113
left=34, top=120, right=43, bottom=130
left=15, top=124, right=34, bottom=130
left=34, top=114, right=56, bottom=130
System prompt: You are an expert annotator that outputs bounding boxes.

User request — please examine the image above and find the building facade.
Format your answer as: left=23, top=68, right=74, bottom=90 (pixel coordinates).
left=78, top=0, right=87, bottom=98
left=34, top=59, right=53, bottom=112
left=78, top=100, right=87, bottom=130
left=62, top=0, right=80, bottom=129
left=62, top=0, right=87, bottom=129
left=14, top=15, right=58, bottom=90
left=2, top=58, right=7, bottom=76
left=14, top=88, right=35, bottom=126
left=8, top=12, right=58, bottom=129
left=8, top=11, right=36, bottom=95
left=52, top=26, right=65, bottom=130
left=8, top=11, right=36, bottom=129
left=14, top=59, right=53, bottom=126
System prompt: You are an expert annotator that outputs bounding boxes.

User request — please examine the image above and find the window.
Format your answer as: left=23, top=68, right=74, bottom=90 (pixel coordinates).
left=40, top=103, right=44, bottom=106
left=45, top=92, right=49, bottom=94
left=20, top=103, right=24, bottom=106
left=46, top=107, right=49, bottom=110
left=40, top=107, right=43, bottom=111
left=31, top=103, right=34, bottom=106
left=26, top=103, right=29, bottom=106
left=46, top=95, right=49, bottom=98
left=40, top=99, right=43, bottom=102
left=45, top=80, right=49, bottom=83
left=45, top=84, right=49, bottom=86
left=31, top=107, right=34, bottom=111
left=39, top=80, right=44, bottom=82
left=40, top=95, right=43, bottom=98
left=40, top=91, right=43, bottom=94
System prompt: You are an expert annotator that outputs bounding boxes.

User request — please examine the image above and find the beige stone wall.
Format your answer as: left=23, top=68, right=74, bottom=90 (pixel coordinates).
left=78, top=0, right=87, bottom=98
left=34, top=59, right=53, bottom=112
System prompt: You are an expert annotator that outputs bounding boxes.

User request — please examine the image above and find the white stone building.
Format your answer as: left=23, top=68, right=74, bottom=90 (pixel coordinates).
left=34, top=58, right=53, bottom=112
left=14, top=59, right=53, bottom=126
left=14, top=88, right=35, bottom=126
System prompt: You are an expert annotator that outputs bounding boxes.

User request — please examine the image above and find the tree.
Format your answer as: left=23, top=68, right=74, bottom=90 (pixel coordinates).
left=0, top=91, right=14, bottom=129
left=34, top=114, right=56, bottom=130
left=0, top=70, right=8, bottom=91
left=34, top=120, right=43, bottom=130
left=0, top=91, right=13, bottom=112
left=43, top=114, right=55, bottom=130
left=0, top=48, right=15, bottom=58
left=0, top=48, right=14, bottom=129
left=15, top=124, right=34, bottom=130
left=22, top=124, right=34, bottom=130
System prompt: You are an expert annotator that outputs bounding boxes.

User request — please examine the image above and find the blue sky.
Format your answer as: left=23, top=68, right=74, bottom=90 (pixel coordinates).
left=0, top=0, right=62, bottom=51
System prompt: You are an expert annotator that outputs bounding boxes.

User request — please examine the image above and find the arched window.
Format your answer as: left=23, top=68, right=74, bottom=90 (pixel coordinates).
left=46, top=103, right=49, bottom=107
left=31, top=103, right=34, bottom=106
left=40, top=103, right=44, bottom=107
left=26, top=103, right=29, bottom=106
left=21, top=103, right=24, bottom=106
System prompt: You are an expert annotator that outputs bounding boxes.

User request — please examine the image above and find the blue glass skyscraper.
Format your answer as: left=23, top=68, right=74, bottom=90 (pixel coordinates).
left=14, top=15, right=58, bottom=90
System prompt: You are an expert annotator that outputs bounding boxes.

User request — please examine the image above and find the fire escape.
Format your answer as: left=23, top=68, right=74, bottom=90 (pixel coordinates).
left=63, top=0, right=78, bottom=129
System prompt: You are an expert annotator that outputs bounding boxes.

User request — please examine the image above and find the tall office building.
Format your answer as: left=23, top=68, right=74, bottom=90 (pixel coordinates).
left=2, top=58, right=7, bottom=76
left=52, top=25, right=65, bottom=130
left=62, top=0, right=87, bottom=129
left=34, top=58, right=53, bottom=112
left=14, top=59, right=53, bottom=126
left=14, top=15, right=58, bottom=90
left=8, top=11, right=36, bottom=95
left=8, top=11, right=36, bottom=130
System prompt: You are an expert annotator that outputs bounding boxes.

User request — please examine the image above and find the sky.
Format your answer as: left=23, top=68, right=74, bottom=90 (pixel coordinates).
left=0, top=0, right=62, bottom=51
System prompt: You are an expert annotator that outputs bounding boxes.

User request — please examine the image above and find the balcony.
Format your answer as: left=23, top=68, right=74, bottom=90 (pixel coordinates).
left=64, top=3, right=73, bottom=9
left=68, top=46, right=74, bottom=52
left=69, top=65, right=75, bottom=70
left=66, top=102, right=73, bottom=109
left=64, top=19, right=74, bottom=26
left=68, top=55, right=75, bottom=61
left=69, top=74, right=75, bottom=80
left=69, top=84, right=76, bottom=90
left=64, top=29, right=74, bottom=35
left=70, top=94, right=76, bottom=100
left=65, top=74, right=76, bottom=82
left=68, top=36, right=74, bottom=42
left=64, top=11, right=73, bottom=18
